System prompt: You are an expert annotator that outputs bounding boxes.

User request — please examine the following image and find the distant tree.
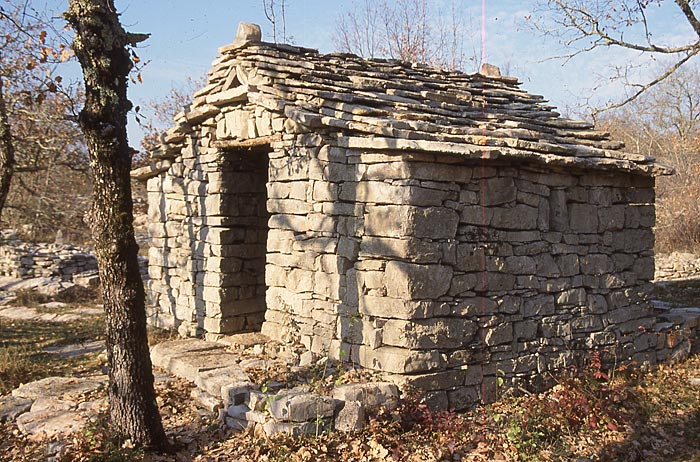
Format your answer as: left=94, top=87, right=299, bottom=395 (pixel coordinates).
left=262, top=0, right=291, bottom=43
left=534, top=0, right=700, bottom=114
left=598, top=64, right=700, bottom=251
left=65, top=0, right=167, bottom=449
left=334, top=0, right=472, bottom=71
left=139, top=76, right=205, bottom=156
left=0, top=0, right=91, bottom=241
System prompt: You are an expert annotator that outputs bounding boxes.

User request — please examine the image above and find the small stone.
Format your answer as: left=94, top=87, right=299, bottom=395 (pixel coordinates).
left=0, top=396, right=32, bottom=422
left=334, top=401, right=365, bottom=432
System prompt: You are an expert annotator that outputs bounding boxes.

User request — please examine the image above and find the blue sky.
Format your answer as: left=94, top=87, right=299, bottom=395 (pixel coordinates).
left=43, top=0, right=699, bottom=147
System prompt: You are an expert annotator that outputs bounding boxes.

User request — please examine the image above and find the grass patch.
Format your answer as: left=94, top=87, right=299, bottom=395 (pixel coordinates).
left=0, top=314, right=105, bottom=395
left=653, top=279, right=700, bottom=307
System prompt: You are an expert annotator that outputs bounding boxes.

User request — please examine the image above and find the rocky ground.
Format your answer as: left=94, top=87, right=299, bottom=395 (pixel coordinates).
left=0, top=252, right=698, bottom=461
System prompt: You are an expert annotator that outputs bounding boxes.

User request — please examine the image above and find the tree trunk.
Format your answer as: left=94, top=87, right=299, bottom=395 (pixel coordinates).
left=0, top=76, right=15, bottom=222
left=65, top=0, right=167, bottom=450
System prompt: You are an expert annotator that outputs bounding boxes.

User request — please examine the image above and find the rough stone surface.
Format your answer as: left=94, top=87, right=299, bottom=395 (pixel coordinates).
left=137, top=30, right=676, bottom=411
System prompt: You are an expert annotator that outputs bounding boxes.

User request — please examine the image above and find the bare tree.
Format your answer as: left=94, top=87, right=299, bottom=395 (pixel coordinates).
left=0, top=1, right=92, bottom=240
left=598, top=63, right=700, bottom=251
left=0, top=76, right=14, bottom=221
left=65, top=0, right=167, bottom=449
left=262, top=0, right=290, bottom=43
left=334, top=0, right=472, bottom=71
left=139, top=75, right=206, bottom=156
left=534, top=0, right=700, bottom=114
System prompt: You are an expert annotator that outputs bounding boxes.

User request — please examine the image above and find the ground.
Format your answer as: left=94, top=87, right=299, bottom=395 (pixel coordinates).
left=0, top=283, right=698, bottom=462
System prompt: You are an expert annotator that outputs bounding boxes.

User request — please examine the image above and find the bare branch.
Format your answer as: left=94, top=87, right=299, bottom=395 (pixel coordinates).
left=593, top=51, right=699, bottom=115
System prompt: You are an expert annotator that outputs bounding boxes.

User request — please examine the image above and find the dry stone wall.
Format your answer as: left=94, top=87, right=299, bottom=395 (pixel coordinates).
left=141, top=36, right=672, bottom=408
left=0, top=232, right=98, bottom=281
left=257, top=145, right=659, bottom=409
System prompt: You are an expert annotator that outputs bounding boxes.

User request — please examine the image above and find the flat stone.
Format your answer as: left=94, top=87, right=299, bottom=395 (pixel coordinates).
left=0, top=396, right=32, bottom=422
left=215, top=332, right=270, bottom=348
left=43, top=340, right=104, bottom=359
left=0, top=306, right=40, bottom=320
left=150, top=339, right=224, bottom=370
left=332, top=382, right=399, bottom=412
left=167, top=350, right=242, bottom=382
left=195, top=364, right=250, bottom=398
left=268, top=392, right=337, bottom=422
left=262, top=419, right=331, bottom=437
left=12, top=376, right=106, bottom=401
left=334, top=401, right=365, bottom=432
left=16, top=407, right=88, bottom=439
left=690, top=378, right=700, bottom=387
left=191, top=388, right=222, bottom=412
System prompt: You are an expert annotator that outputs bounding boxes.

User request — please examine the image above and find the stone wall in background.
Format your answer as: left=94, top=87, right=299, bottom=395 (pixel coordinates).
left=0, top=230, right=98, bottom=281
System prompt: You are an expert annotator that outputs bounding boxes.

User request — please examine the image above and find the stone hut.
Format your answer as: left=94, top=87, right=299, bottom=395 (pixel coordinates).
left=135, top=24, right=672, bottom=407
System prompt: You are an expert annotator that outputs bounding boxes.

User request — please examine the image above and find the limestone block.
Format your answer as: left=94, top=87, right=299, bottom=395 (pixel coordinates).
left=569, top=203, right=598, bottom=233
left=359, top=295, right=449, bottom=320
left=535, top=253, right=561, bottom=277
left=598, top=205, right=626, bottom=231
left=460, top=205, right=492, bottom=226
left=292, top=237, right=338, bottom=253
left=343, top=181, right=451, bottom=206
left=359, top=237, right=441, bottom=263
left=474, top=272, right=515, bottom=292
left=364, top=205, right=458, bottom=240
left=334, top=401, right=365, bottom=432
left=549, top=189, right=568, bottom=232
left=448, top=273, right=478, bottom=296
left=269, top=214, right=307, bottom=231
left=490, top=204, right=538, bottom=230
left=314, top=272, right=343, bottom=299
left=484, top=324, right=513, bottom=346
left=267, top=199, right=312, bottom=215
left=267, top=229, right=295, bottom=253
left=504, top=255, right=536, bottom=275
left=632, top=256, right=654, bottom=280
left=203, top=315, right=247, bottom=334
left=514, top=320, right=538, bottom=341
left=382, top=317, right=477, bottom=349
left=521, top=295, right=555, bottom=316
left=306, top=213, right=337, bottom=233
left=332, top=382, right=399, bottom=412
left=357, top=345, right=442, bottom=374
left=555, top=254, right=579, bottom=277
left=194, top=364, right=251, bottom=399
left=556, top=287, right=587, bottom=306
left=384, top=261, right=452, bottom=299
left=482, top=177, right=516, bottom=206
left=455, top=244, right=482, bottom=272
left=587, top=294, right=608, bottom=314
left=268, top=392, right=337, bottom=422
left=286, top=268, right=314, bottom=292
left=580, top=254, right=612, bottom=275
left=205, top=257, right=243, bottom=273
left=312, top=181, right=339, bottom=201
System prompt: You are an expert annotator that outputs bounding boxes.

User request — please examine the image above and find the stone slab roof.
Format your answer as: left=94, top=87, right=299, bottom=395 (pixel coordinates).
left=139, top=34, right=672, bottom=179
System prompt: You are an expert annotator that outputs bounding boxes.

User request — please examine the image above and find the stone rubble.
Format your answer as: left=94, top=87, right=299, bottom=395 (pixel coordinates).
left=654, top=252, right=700, bottom=281
left=9, top=376, right=107, bottom=440
left=151, top=336, right=399, bottom=435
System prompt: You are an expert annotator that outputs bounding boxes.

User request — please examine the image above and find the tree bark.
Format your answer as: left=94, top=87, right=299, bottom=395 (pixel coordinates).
left=0, top=76, right=16, bottom=222
left=65, top=0, right=167, bottom=450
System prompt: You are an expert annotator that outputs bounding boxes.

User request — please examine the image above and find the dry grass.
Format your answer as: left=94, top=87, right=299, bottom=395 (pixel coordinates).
left=656, top=169, right=700, bottom=253
left=0, top=307, right=105, bottom=394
